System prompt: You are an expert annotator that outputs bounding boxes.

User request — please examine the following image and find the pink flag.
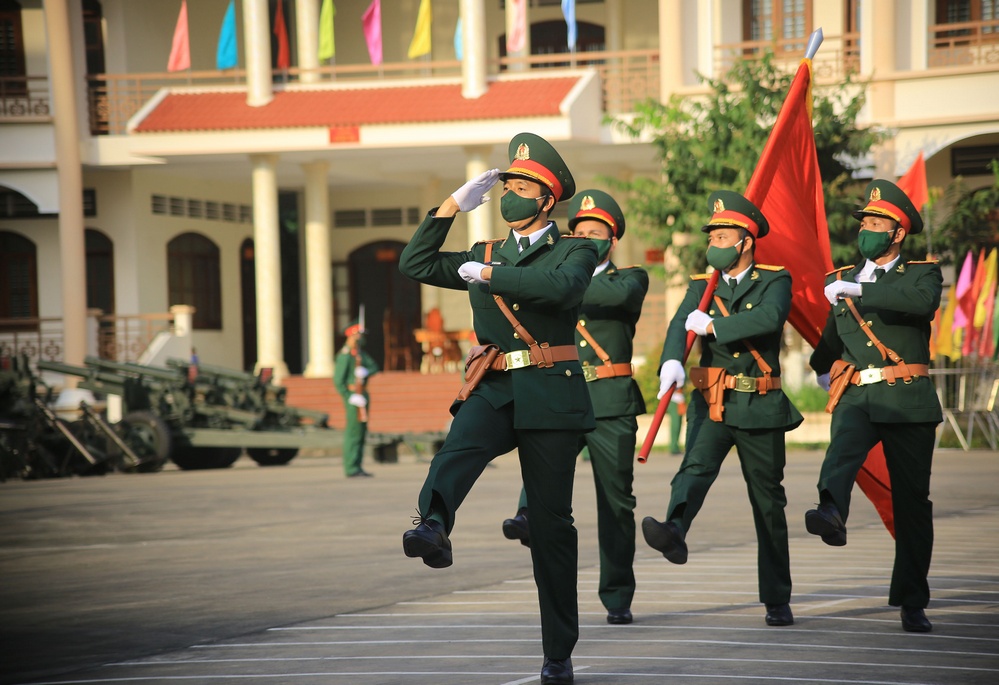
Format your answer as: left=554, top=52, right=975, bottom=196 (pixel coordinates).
left=167, top=1, right=191, bottom=72
left=507, top=0, right=527, bottom=53
left=897, top=151, right=929, bottom=211
left=953, top=250, right=974, bottom=330
left=362, top=0, right=383, bottom=66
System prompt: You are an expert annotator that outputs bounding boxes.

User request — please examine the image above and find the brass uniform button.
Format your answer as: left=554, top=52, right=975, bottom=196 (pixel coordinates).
left=514, top=332, right=520, bottom=339
left=578, top=319, right=586, bottom=326
left=733, top=352, right=740, bottom=358
left=745, top=303, right=753, bottom=309
left=580, top=340, right=588, bottom=347
left=512, top=303, right=520, bottom=311
left=867, top=341, right=873, bottom=347
left=709, top=310, right=715, bottom=315
left=564, top=369, right=571, bottom=377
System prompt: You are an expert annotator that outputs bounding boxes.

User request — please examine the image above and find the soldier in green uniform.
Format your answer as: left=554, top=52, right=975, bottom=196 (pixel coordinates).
left=333, top=321, right=378, bottom=478
left=807, top=179, right=942, bottom=633
left=500, top=189, right=649, bottom=626
left=642, top=191, right=802, bottom=627
left=398, top=133, right=597, bottom=685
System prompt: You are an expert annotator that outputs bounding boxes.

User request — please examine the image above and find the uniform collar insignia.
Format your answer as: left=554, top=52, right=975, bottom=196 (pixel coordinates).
left=750, top=270, right=759, bottom=280
left=896, top=263, right=905, bottom=273
left=713, top=198, right=725, bottom=213
left=515, top=143, right=531, bottom=161
left=546, top=234, right=554, bottom=245
left=581, top=195, right=595, bottom=211
left=870, top=187, right=882, bottom=202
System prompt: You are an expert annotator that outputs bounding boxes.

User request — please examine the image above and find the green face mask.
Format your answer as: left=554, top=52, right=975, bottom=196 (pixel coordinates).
left=501, top=191, right=544, bottom=223
left=590, top=238, right=612, bottom=263
left=705, top=239, right=743, bottom=271
left=858, top=228, right=895, bottom=261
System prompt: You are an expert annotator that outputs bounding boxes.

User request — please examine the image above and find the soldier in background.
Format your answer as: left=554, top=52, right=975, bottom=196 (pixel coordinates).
left=334, top=321, right=378, bottom=478
left=642, top=191, right=802, bottom=628
left=807, top=179, right=942, bottom=633
left=501, top=189, right=649, bottom=626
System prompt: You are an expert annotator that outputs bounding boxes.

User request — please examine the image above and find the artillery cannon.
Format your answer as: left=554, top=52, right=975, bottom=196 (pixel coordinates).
left=33, top=357, right=334, bottom=470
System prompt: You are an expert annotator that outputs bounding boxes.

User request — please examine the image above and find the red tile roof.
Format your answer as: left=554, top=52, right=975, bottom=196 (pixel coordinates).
left=133, top=78, right=581, bottom=133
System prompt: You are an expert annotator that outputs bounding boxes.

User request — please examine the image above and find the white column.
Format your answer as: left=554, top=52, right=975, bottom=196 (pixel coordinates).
left=464, top=146, right=495, bottom=245
left=250, top=154, right=288, bottom=381
left=659, top=0, right=684, bottom=98
left=605, top=0, right=623, bottom=52
left=43, top=0, right=87, bottom=370
left=696, top=0, right=716, bottom=80
left=460, top=0, right=487, bottom=98
left=302, top=161, right=334, bottom=378
left=910, top=0, right=929, bottom=71
left=242, top=0, right=273, bottom=107
left=295, top=0, right=320, bottom=83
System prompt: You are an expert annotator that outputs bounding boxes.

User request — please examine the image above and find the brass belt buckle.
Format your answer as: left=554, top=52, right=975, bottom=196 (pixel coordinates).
left=504, top=350, right=532, bottom=370
left=582, top=365, right=598, bottom=382
left=858, top=368, right=883, bottom=385
left=733, top=374, right=757, bottom=392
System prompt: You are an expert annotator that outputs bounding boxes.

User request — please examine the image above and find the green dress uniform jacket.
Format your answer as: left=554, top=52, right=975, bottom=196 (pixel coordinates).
left=333, top=345, right=379, bottom=477
left=659, top=264, right=801, bottom=605
left=399, top=210, right=597, bottom=660
left=809, top=260, right=942, bottom=609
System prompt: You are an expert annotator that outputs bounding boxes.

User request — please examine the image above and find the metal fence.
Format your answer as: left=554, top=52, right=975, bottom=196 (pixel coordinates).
left=932, top=362, right=999, bottom=450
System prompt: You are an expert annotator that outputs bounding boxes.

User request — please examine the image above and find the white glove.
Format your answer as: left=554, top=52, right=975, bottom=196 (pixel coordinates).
left=451, top=168, right=501, bottom=212
left=348, top=393, right=368, bottom=408
left=670, top=391, right=684, bottom=405
left=685, top=309, right=714, bottom=336
left=816, top=373, right=831, bottom=391
left=354, top=366, right=369, bottom=379
left=824, top=281, right=862, bottom=304
left=458, top=261, right=488, bottom=284
left=658, top=359, right=686, bottom=399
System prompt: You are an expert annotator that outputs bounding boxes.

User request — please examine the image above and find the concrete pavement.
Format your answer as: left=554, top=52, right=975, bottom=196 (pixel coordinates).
left=1, top=446, right=997, bottom=684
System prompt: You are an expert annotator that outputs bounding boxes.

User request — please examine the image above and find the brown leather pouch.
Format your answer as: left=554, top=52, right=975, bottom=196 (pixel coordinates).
left=455, top=344, right=501, bottom=404
left=825, top=359, right=856, bottom=414
left=690, top=366, right=728, bottom=422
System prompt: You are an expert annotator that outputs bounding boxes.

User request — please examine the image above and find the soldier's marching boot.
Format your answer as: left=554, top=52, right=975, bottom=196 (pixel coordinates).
left=900, top=606, right=932, bottom=633
left=805, top=501, right=847, bottom=546
left=403, top=518, right=453, bottom=569
left=641, top=517, right=688, bottom=564
left=765, top=603, right=794, bottom=626
left=540, top=657, right=573, bottom=684
left=502, top=507, right=530, bottom=547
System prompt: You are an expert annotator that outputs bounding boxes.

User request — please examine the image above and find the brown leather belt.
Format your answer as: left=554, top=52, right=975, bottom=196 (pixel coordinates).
left=722, top=374, right=781, bottom=393
left=849, top=363, right=930, bottom=386
left=487, top=344, right=579, bottom=371
left=582, top=362, right=634, bottom=382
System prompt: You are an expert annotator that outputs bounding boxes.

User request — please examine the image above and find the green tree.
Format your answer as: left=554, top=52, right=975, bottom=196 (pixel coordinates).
left=928, top=160, right=999, bottom=263
left=611, top=52, right=887, bottom=275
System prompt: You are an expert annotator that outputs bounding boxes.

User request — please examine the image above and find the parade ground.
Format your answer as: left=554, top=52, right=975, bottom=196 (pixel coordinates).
left=1, top=445, right=997, bottom=685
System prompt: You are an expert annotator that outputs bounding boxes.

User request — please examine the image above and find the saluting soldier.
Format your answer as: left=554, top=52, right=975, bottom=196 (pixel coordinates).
left=642, top=191, right=802, bottom=628
left=398, top=133, right=597, bottom=685
left=500, top=189, right=649, bottom=626
left=333, top=321, right=378, bottom=478
left=807, top=179, right=942, bottom=633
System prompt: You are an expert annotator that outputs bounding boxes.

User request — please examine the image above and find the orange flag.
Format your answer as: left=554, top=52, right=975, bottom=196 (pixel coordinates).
left=896, top=151, right=929, bottom=211
left=167, top=1, right=191, bottom=72
left=274, top=0, right=290, bottom=70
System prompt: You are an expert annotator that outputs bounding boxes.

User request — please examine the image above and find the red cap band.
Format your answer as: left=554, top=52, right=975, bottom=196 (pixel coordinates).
left=708, top=210, right=760, bottom=238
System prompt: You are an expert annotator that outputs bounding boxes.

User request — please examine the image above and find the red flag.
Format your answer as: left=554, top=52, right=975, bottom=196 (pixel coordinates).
left=274, top=0, right=290, bottom=70
left=748, top=58, right=896, bottom=536
left=167, top=1, right=191, bottom=72
left=896, top=151, right=929, bottom=211
left=962, top=249, right=986, bottom=356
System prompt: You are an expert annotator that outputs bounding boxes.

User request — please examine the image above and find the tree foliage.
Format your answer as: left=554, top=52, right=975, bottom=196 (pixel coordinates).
left=610, top=52, right=887, bottom=275
left=928, top=160, right=999, bottom=263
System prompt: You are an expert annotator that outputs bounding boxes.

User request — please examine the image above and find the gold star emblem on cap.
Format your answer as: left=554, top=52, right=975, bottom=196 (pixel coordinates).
left=870, top=187, right=882, bottom=202
left=515, top=143, right=531, bottom=161
left=713, top=198, right=725, bottom=213
left=581, top=195, right=595, bottom=211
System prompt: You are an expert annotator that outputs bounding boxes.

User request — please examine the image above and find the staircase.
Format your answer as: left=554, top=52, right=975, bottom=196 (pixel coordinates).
left=283, top=371, right=460, bottom=434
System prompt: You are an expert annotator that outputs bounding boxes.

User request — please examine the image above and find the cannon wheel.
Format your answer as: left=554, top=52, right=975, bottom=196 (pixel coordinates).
left=171, top=445, right=242, bottom=470
left=115, top=411, right=171, bottom=473
left=247, top=447, right=298, bottom=466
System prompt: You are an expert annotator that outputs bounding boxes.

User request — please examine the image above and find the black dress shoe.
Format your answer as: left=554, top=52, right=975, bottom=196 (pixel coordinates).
left=402, top=519, right=453, bottom=569
left=607, top=608, right=633, bottom=624
left=541, top=657, right=573, bottom=684
left=347, top=470, right=373, bottom=478
left=765, top=602, right=794, bottom=626
left=805, top=502, right=847, bottom=546
left=642, top=517, right=688, bottom=564
left=502, top=508, right=530, bottom=548
left=900, top=606, right=932, bottom=633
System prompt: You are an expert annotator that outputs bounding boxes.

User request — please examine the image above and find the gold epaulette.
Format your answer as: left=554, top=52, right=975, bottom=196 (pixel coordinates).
left=690, top=273, right=710, bottom=281
left=907, top=259, right=939, bottom=265
left=473, top=238, right=504, bottom=245
left=754, top=264, right=785, bottom=272
left=618, top=264, right=643, bottom=270
left=825, top=265, right=854, bottom=277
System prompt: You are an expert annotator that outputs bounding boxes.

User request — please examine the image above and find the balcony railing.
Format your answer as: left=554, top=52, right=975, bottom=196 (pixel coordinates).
left=713, top=33, right=860, bottom=81
left=85, top=49, right=660, bottom=136
left=929, top=18, right=999, bottom=68
left=0, top=75, right=51, bottom=119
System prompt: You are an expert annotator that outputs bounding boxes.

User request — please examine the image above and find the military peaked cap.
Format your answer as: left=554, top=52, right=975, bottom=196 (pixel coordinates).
left=852, top=179, right=924, bottom=234
left=499, top=132, right=575, bottom=203
left=567, top=189, right=626, bottom=238
left=344, top=320, right=364, bottom=337
left=702, top=190, right=770, bottom=239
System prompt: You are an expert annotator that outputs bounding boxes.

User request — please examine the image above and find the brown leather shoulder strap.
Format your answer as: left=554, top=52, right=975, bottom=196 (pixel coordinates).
left=492, top=294, right=538, bottom=346
left=835, top=271, right=904, bottom=364
left=575, top=321, right=612, bottom=365
left=712, top=296, right=772, bottom=376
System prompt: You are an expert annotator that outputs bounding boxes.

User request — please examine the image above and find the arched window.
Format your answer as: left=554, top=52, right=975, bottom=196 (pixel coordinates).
left=85, top=228, right=114, bottom=314
left=0, top=230, right=37, bottom=328
left=167, top=232, right=221, bottom=330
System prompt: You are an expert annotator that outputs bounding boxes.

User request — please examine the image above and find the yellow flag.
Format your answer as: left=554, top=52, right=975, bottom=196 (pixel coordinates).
left=936, top=284, right=957, bottom=359
left=407, top=0, right=432, bottom=59
left=974, top=247, right=997, bottom=329
left=318, top=0, right=335, bottom=61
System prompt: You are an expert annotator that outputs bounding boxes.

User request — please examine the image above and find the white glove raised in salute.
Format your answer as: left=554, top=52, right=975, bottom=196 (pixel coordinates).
left=658, top=359, right=686, bottom=399
left=451, top=168, right=501, bottom=212
left=458, top=261, right=488, bottom=284
left=685, top=309, right=714, bottom=337
left=824, top=281, right=862, bottom=305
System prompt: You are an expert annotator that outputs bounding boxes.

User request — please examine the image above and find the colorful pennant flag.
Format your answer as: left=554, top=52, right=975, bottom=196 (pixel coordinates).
left=167, top=1, right=191, bottom=72
left=936, top=284, right=957, bottom=360
left=974, top=248, right=997, bottom=330
left=362, top=0, right=382, bottom=65
left=507, top=0, right=526, bottom=54
left=319, top=0, right=336, bottom=61
left=562, top=0, right=577, bottom=51
left=216, top=0, right=238, bottom=71
left=953, top=250, right=974, bottom=332
left=408, top=0, right=433, bottom=59
left=962, top=249, right=987, bottom=356
left=274, top=0, right=290, bottom=69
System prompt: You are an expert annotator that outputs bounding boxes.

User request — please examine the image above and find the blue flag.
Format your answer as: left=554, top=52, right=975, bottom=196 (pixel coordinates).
left=454, top=17, right=463, bottom=61
left=216, top=0, right=238, bottom=70
left=561, top=0, right=576, bottom=51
